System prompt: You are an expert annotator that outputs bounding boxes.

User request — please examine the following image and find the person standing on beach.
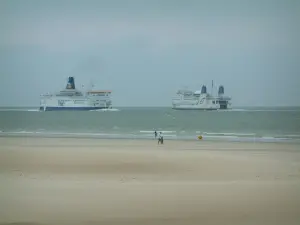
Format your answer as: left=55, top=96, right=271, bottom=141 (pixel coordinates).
left=158, top=132, right=163, bottom=144
left=154, top=130, right=157, bottom=139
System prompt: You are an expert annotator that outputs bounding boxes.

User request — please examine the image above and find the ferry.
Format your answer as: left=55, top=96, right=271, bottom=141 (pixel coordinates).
left=39, top=77, right=112, bottom=111
left=172, top=81, right=232, bottom=110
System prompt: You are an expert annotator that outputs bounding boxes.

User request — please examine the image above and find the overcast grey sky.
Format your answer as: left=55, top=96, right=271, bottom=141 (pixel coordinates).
left=0, top=0, right=299, bottom=107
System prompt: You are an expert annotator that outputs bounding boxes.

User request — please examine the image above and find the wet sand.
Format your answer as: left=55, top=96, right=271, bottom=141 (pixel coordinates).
left=0, top=137, right=300, bottom=225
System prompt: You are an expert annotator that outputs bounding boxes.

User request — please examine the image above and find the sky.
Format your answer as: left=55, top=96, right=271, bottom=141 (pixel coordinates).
left=0, top=0, right=299, bottom=107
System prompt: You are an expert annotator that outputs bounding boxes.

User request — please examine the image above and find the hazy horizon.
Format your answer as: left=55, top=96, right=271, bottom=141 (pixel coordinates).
left=1, top=105, right=300, bottom=109
left=1, top=0, right=299, bottom=107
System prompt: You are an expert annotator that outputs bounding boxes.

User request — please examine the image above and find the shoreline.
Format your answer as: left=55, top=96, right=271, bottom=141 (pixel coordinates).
left=1, top=131, right=299, bottom=144
left=1, top=136, right=299, bottom=153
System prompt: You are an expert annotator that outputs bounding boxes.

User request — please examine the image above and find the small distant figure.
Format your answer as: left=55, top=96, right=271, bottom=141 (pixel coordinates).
left=154, top=130, right=157, bottom=139
left=158, top=132, right=164, bottom=144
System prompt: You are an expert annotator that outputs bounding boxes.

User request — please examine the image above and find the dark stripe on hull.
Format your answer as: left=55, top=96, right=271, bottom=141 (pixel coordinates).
left=39, top=107, right=108, bottom=111
left=172, top=108, right=218, bottom=111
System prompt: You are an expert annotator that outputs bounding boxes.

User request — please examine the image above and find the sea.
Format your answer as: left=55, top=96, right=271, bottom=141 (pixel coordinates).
left=0, top=107, right=300, bottom=143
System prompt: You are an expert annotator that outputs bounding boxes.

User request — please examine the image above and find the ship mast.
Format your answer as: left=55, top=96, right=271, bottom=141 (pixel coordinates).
left=211, top=80, right=214, bottom=96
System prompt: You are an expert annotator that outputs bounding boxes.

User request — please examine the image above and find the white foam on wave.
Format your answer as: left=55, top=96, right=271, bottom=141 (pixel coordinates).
left=202, top=132, right=256, bottom=136
left=260, top=136, right=291, bottom=140
left=12, top=131, right=43, bottom=134
left=201, top=135, right=292, bottom=142
left=2, top=131, right=121, bottom=136
left=140, top=133, right=177, bottom=137
left=140, top=130, right=176, bottom=133
left=0, top=108, right=39, bottom=112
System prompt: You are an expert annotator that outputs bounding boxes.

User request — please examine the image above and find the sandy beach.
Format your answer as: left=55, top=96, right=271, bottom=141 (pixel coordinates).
left=0, top=137, right=300, bottom=225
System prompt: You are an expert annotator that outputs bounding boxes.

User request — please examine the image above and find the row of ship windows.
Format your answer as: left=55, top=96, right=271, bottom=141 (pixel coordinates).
left=212, top=101, right=227, bottom=104
left=58, top=100, right=85, bottom=102
left=89, top=94, right=110, bottom=96
left=58, top=100, right=85, bottom=105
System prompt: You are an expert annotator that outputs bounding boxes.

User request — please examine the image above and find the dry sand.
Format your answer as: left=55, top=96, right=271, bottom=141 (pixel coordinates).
left=0, top=137, right=300, bottom=225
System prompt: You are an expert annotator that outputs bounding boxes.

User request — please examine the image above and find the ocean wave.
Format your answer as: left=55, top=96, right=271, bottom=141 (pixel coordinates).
left=140, top=130, right=177, bottom=133
left=0, top=108, right=40, bottom=112
left=201, top=132, right=256, bottom=136
left=281, top=134, right=300, bottom=138
left=0, top=108, right=120, bottom=112
left=27, top=109, right=40, bottom=112
left=217, top=108, right=300, bottom=112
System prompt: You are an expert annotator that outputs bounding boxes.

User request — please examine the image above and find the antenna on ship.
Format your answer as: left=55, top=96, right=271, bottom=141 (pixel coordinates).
left=211, top=80, right=214, bottom=96
left=91, top=79, right=95, bottom=89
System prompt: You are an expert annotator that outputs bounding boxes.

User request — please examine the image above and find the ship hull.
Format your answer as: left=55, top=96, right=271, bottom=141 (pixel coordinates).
left=172, top=107, right=218, bottom=110
left=172, top=103, right=220, bottom=110
left=39, top=106, right=109, bottom=111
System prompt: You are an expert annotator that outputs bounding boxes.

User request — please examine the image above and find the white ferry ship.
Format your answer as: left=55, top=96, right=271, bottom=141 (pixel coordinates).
left=39, top=77, right=112, bottom=111
left=172, top=82, right=232, bottom=110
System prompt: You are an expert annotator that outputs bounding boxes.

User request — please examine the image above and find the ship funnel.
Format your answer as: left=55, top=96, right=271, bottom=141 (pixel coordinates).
left=66, top=77, right=75, bottom=89
left=201, top=85, right=207, bottom=94
left=218, top=85, right=224, bottom=95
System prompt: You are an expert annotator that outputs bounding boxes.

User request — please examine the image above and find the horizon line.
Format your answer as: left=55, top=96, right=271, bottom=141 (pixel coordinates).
left=0, top=105, right=300, bottom=108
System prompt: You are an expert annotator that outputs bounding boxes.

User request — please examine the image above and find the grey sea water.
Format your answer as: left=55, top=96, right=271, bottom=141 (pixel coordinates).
left=0, top=107, right=300, bottom=143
